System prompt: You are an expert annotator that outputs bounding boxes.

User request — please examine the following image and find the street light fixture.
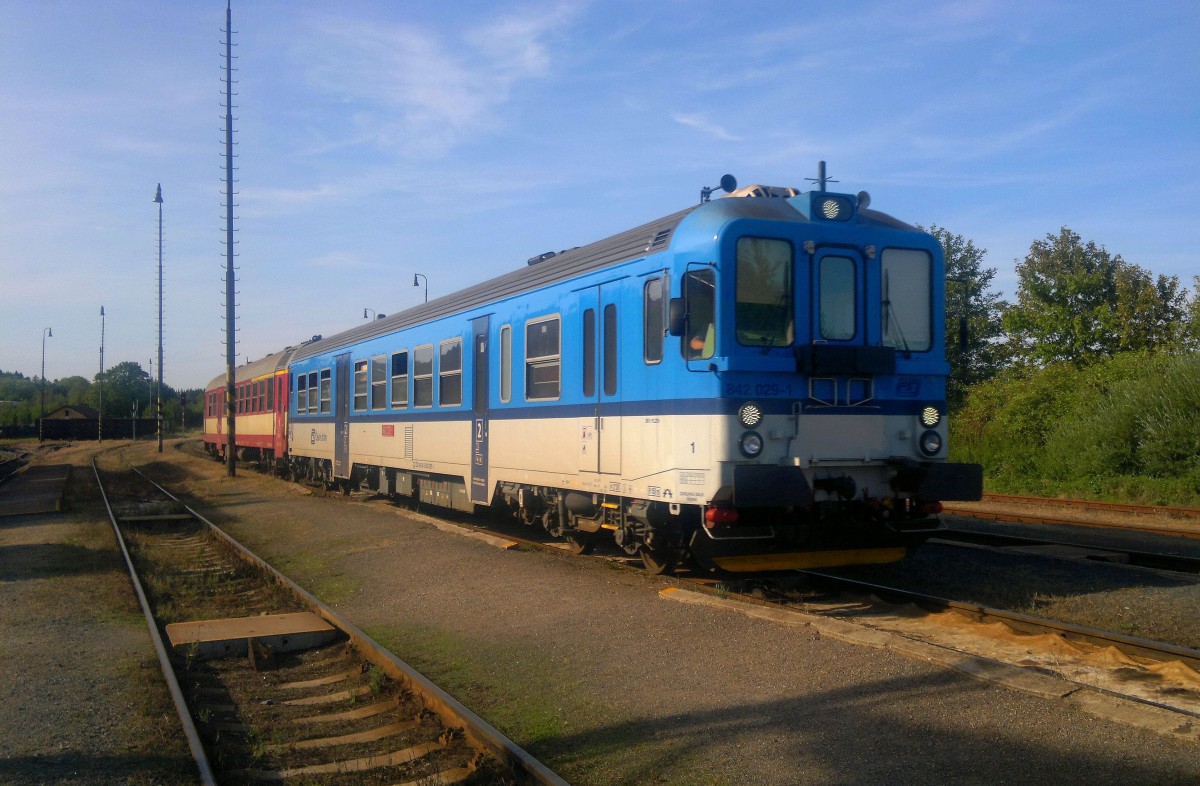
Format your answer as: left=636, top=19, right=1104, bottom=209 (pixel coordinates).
left=39, top=327, right=52, bottom=441
left=413, top=273, right=428, bottom=304
left=363, top=308, right=376, bottom=321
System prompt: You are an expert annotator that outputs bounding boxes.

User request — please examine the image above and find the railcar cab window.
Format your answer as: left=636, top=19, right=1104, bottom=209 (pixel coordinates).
left=525, top=315, right=561, bottom=400
left=296, top=374, right=307, bottom=413
left=819, top=256, right=857, bottom=340
left=353, top=361, right=368, bottom=411
left=682, top=269, right=716, bottom=360
left=881, top=248, right=933, bottom=352
left=371, top=355, right=387, bottom=410
left=390, top=351, right=409, bottom=408
left=644, top=277, right=664, bottom=364
left=319, top=369, right=331, bottom=414
left=439, top=339, right=462, bottom=406
left=413, top=345, right=434, bottom=407
left=736, top=238, right=793, bottom=347
left=307, top=372, right=319, bottom=414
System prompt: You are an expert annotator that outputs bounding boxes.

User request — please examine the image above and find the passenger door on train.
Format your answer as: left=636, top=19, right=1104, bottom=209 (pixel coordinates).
left=334, top=352, right=350, bottom=478
left=469, top=315, right=490, bottom=505
left=579, top=283, right=622, bottom=475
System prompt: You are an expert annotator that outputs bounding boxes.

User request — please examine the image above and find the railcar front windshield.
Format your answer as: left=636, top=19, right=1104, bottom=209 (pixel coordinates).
left=881, top=248, right=932, bottom=352
left=735, top=237, right=794, bottom=347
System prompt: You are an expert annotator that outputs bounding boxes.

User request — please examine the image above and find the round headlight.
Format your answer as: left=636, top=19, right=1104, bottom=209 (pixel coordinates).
left=739, top=431, right=764, bottom=458
left=919, top=429, right=942, bottom=456
left=821, top=198, right=843, bottom=220
left=738, top=401, right=763, bottom=428
left=920, top=406, right=941, bottom=428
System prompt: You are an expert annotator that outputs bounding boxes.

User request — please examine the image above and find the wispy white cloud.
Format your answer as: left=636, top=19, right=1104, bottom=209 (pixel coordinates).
left=672, top=112, right=742, bottom=142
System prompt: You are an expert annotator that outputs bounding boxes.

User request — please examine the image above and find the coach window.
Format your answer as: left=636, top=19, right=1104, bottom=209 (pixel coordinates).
left=644, top=277, right=664, bottom=364
left=682, top=269, right=716, bottom=360
left=525, top=315, right=560, bottom=400
left=736, top=237, right=794, bottom=347
left=390, top=351, right=409, bottom=408
left=319, top=369, right=332, bottom=414
left=881, top=248, right=932, bottom=352
left=583, top=308, right=596, bottom=397
left=603, top=304, right=618, bottom=396
left=308, top=372, right=319, bottom=414
left=499, top=325, right=512, bottom=403
left=296, top=374, right=307, bottom=414
left=819, top=256, right=856, bottom=340
left=439, top=338, right=462, bottom=407
left=353, top=360, right=368, bottom=411
left=413, top=344, right=434, bottom=407
left=371, top=355, right=387, bottom=409
left=258, top=380, right=266, bottom=412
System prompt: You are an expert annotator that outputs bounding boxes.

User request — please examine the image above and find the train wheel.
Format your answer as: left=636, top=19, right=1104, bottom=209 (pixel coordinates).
left=639, top=545, right=678, bottom=575
left=565, top=531, right=597, bottom=555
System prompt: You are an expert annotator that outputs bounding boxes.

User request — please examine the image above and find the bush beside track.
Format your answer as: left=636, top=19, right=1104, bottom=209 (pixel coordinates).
left=952, top=351, right=1200, bottom=506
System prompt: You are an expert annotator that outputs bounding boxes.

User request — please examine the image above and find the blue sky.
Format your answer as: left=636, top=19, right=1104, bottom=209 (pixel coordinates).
left=2, top=1, right=1197, bottom=390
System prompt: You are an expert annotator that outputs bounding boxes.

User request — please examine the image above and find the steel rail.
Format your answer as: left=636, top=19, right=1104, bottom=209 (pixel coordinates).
left=128, top=465, right=570, bottom=786
left=795, top=570, right=1200, bottom=676
left=943, top=504, right=1200, bottom=540
left=930, top=528, right=1200, bottom=574
left=981, top=492, right=1200, bottom=520
left=91, top=459, right=217, bottom=786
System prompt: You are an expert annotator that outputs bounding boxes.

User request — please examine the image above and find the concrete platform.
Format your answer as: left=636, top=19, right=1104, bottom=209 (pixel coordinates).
left=0, top=464, right=71, bottom=517
left=165, top=611, right=339, bottom=659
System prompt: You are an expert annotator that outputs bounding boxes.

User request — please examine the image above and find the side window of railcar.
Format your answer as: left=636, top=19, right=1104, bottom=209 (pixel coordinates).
left=296, top=374, right=307, bottom=414
left=644, top=278, right=664, bottom=364
left=371, top=355, right=387, bottom=410
left=390, top=351, right=408, bottom=408
left=413, top=345, right=434, bottom=407
left=603, top=304, right=617, bottom=396
left=258, top=380, right=266, bottom=412
left=682, top=269, right=716, bottom=360
left=439, top=339, right=462, bottom=407
left=319, top=369, right=331, bottom=414
left=819, top=256, right=857, bottom=340
left=499, top=326, right=512, bottom=403
left=353, top=360, right=368, bottom=411
left=881, top=249, right=932, bottom=352
left=307, top=372, right=319, bottom=414
left=736, top=238, right=794, bottom=347
left=525, top=316, right=560, bottom=401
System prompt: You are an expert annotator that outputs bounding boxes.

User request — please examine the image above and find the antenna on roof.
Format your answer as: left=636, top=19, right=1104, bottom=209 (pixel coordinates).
left=700, top=174, right=737, bottom=204
left=805, top=161, right=837, bottom=192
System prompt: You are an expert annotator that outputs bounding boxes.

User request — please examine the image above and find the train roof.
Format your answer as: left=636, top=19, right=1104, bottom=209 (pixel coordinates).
left=290, top=189, right=919, bottom=363
left=205, top=345, right=302, bottom=392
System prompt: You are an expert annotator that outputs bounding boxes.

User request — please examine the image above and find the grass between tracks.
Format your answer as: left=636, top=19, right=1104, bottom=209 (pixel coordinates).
left=365, top=622, right=733, bottom=786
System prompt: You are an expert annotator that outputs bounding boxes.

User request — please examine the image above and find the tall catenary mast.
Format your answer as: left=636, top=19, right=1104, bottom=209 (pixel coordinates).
left=155, top=183, right=164, bottom=452
left=221, top=1, right=238, bottom=477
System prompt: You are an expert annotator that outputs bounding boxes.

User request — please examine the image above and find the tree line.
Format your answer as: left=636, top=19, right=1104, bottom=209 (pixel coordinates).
left=0, top=361, right=205, bottom=427
left=932, top=225, right=1200, bottom=408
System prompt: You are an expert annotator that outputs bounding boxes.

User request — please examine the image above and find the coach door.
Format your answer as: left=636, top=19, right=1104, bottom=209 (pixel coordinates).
left=579, top=283, right=622, bottom=475
left=469, top=316, right=491, bottom=504
left=334, top=352, right=350, bottom=478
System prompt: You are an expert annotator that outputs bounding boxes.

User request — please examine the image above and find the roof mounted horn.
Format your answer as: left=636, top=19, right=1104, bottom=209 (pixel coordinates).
left=700, top=174, right=738, bottom=204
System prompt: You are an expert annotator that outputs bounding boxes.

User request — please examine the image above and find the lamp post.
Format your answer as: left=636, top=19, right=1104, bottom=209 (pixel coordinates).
left=98, top=306, right=105, bottom=443
left=39, top=327, right=52, bottom=441
left=413, top=273, right=428, bottom=304
left=363, top=308, right=376, bottom=321
left=154, top=183, right=164, bottom=453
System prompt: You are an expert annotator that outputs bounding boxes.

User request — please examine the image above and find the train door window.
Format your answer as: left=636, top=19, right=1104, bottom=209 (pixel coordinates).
left=319, top=369, right=332, bottom=414
left=307, top=372, right=319, bottom=414
left=296, top=374, right=307, bottom=414
left=413, top=344, right=434, bottom=407
left=390, top=351, right=409, bottom=408
left=267, top=377, right=274, bottom=412
left=353, top=360, right=368, bottom=411
left=582, top=308, right=596, bottom=397
left=881, top=249, right=932, bottom=352
left=819, top=256, right=857, bottom=340
left=238, top=384, right=245, bottom=414
left=371, top=355, right=387, bottom=409
left=438, top=338, right=462, bottom=407
left=499, top=326, right=512, bottom=403
left=525, top=315, right=560, bottom=400
left=603, top=304, right=617, bottom=396
left=736, top=237, right=794, bottom=347
left=682, top=269, right=716, bottom=360
left=643, top=278, right=664, bottom=364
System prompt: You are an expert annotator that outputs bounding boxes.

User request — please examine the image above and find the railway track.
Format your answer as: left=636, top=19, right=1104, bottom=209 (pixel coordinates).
left=930, top=528, right=1200, bottom=574
left=945, top=493, right=1200, bottom=539
left=95, top=453, right=567, bottom=785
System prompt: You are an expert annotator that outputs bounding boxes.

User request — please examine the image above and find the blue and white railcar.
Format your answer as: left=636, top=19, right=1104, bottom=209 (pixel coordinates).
left=284, top=182, right=981, bottom=573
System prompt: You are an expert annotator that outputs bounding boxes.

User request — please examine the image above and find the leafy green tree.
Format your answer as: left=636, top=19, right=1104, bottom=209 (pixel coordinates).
left=923, top=225, right=1009, bottom=408
left=1003, top=227, right=1186, bottom=365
